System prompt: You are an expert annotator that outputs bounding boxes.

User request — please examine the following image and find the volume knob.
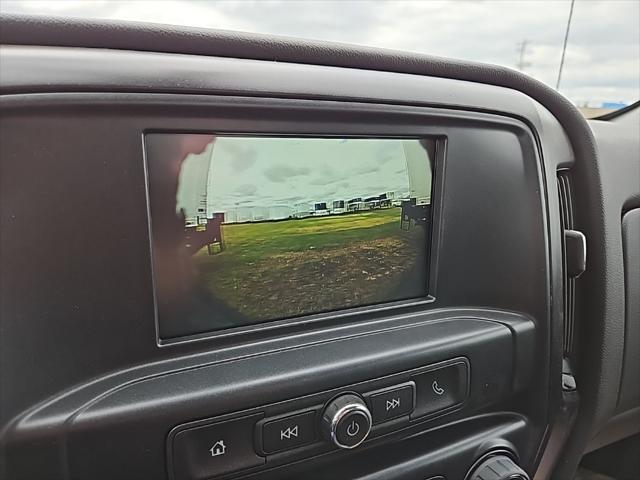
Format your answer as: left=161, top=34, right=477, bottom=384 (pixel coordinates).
left=467, top=453, right=529, bottom=480
left=321, top=394, right=372, bottom=449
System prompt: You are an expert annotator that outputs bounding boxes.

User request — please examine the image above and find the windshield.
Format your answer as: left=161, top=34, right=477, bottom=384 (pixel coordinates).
left=2, top=0, right=638, bottom=118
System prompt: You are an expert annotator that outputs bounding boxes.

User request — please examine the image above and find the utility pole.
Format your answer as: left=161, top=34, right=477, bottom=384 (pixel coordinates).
left=516, top=40, right=531, bottom=72
left=556, top=0, right=576, bottom=90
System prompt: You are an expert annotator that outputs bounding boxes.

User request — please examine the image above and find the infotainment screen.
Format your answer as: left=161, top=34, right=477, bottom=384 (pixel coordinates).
left=146, top=134, right=435, bottom=339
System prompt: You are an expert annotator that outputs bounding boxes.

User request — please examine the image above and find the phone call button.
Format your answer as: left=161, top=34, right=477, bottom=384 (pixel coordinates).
left=412, top=361, right=469, bottom=418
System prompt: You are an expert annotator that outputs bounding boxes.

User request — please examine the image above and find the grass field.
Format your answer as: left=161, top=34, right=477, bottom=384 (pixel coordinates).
left=193, top=207, right=427, bottom=322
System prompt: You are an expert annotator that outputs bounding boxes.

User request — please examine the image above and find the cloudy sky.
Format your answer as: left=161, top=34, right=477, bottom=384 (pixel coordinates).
left=2, top=0, right=638, bottom=107
left=181, top=137, right=429, bottom=212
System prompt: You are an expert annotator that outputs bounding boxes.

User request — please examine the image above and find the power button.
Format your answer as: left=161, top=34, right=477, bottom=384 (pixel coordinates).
left=321, top=394, right=372, bottom=449
left=335, top=409, right=370, bottom=448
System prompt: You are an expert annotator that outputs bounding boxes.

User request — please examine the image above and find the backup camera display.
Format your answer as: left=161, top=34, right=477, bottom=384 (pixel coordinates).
left=146, top=134, right=434, bottom=339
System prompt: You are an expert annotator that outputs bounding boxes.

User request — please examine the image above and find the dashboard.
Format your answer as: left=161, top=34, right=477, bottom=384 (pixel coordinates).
left=0, top=14, right=638, bottom=480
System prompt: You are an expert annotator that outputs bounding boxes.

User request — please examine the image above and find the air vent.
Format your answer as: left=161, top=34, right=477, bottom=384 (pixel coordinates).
left=557, top=171, right=575, bottom=356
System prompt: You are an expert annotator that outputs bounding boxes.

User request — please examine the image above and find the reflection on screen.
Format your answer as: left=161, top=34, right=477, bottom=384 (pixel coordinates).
left=146, top=135, right=434, bottom=339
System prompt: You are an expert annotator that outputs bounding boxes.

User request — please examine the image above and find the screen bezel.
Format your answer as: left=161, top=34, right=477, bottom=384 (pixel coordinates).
left=144, top=133, right=446, bottom=345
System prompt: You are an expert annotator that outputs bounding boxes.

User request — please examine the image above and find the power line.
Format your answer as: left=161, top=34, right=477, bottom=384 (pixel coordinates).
left=556, top=0, right=576, bottom=90
left=516, top=40, right=532, bottom=72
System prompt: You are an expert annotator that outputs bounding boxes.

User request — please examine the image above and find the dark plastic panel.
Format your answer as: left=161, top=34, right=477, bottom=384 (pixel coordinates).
left=552, top=112, right=640, bottom=478
left=250, top=414, right=531, bottom=480
left=619, top=209, right=640, bottom=412
left=0, top=45, right=539, bottom=116
left=2, top=12, right=636, bottom=476
left=0, top=29, right=579, bottom=477
left=0, top=94, right=553, bottom=480
left=72, top=320, right=510, bottom=480
left=0, top=95, right=548, bottom=406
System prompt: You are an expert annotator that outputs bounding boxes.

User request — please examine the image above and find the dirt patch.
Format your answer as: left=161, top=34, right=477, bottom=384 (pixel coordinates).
left=206, top=232, right=426, bottom=322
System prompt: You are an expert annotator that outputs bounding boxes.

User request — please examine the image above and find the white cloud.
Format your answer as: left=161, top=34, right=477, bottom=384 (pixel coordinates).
left=2, top=0, right=638, bottom=105
left=202, top=137, right=420, bottom=211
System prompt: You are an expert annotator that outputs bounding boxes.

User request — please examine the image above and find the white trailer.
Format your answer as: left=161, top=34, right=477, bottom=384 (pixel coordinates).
left=175, top=142, right=215, bottom=226
left=402, top=140, right=432, bottom=205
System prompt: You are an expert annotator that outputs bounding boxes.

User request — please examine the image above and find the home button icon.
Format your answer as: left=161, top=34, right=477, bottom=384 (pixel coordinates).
left=171, top=414, right=265, bottom=479
left=209, top=440, right=226, bottom=457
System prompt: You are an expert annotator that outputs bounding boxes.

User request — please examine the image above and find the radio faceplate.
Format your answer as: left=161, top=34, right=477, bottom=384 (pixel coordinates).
left=168, top=358, right=470, bottom=480
left=1, top=93, right=553, bottom=480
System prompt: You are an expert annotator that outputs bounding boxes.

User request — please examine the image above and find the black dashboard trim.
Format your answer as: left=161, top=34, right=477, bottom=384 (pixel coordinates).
left=0, top=14, right=616, bottom=479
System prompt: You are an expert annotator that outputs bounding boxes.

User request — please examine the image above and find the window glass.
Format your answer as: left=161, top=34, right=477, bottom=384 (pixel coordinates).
left=2, top=0, right=638, bottom=118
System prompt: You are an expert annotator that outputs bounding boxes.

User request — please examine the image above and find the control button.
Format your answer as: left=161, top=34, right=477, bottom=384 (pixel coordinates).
left=335, top=409, right=370, bottom=447
left=261, top=411, right=317, bottom=454
left=172, top=414, right=264, bottom=480
left=321, top=393, right=372, bottom=449
left=412, top=362, right=468, bottom=418
left=366, top=383, right=415, bottom=424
